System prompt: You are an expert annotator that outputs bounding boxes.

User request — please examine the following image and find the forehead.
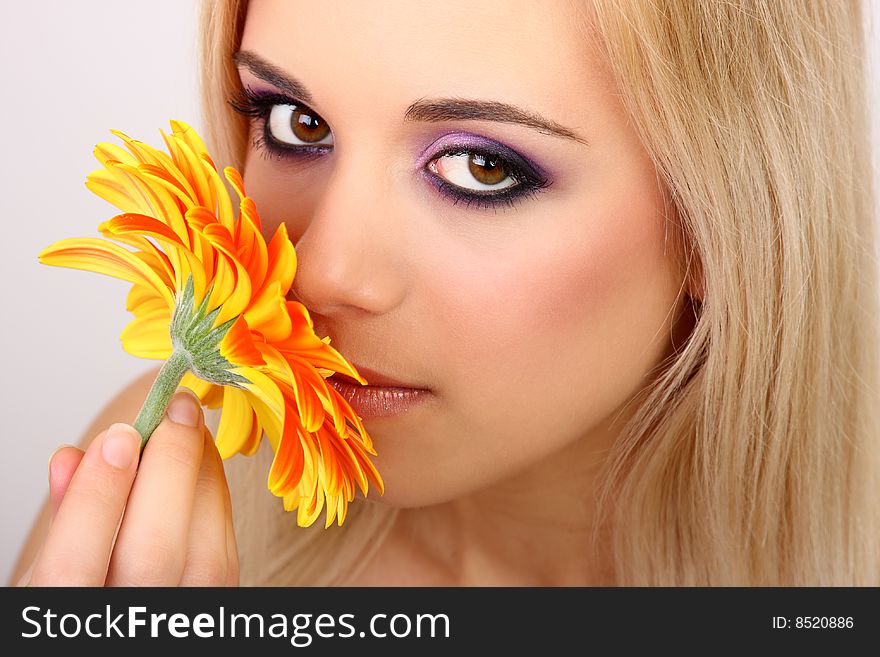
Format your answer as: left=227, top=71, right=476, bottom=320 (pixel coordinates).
left=240, top=0, right=601, bottom=126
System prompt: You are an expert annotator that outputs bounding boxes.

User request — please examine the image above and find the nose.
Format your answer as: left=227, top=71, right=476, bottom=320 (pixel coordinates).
left=289, top=156, right=406, bottom=318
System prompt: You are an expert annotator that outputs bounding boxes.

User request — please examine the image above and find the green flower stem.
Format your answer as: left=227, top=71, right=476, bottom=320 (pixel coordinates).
left=133, top=350, right=191, bottom=452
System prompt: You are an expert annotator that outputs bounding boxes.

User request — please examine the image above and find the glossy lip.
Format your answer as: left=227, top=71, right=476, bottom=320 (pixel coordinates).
left=340, top=363, right=429, bottom=390
left=327, top=363, right=432, bottom=419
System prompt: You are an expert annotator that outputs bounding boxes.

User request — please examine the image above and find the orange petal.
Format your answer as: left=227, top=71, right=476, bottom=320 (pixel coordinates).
left=252, top=222, right=296, bottom=301
left=267, top=409, right=306, bottom=495
left=219, top=316, right=265, bottom=368
left=105, top=212, right=186, bottom=246
left=234, top=197, right=268, bottom=291
left=274, top=301, right=329, bottom=352
left=243, top=281, right=292, bottom=342
left=199, top=224, right=253, bottom=324
left=223, top=166, right=247, bottom=202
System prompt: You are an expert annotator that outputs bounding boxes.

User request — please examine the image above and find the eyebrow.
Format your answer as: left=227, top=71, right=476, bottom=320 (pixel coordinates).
left=233, top=50, right=315, bottom=103
left=233, top=50, right=588, bottom=146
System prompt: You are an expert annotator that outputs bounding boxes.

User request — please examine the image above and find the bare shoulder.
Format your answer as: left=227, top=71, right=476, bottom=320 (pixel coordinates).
left=7, top=365, right=162, bottom=585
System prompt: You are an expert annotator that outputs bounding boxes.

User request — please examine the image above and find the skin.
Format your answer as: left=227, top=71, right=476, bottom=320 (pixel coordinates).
left=239, top=0, right=695, bottom=585
left=15, top=0, right=696, bottom=586
left=17, top=387, right=238, bottom=586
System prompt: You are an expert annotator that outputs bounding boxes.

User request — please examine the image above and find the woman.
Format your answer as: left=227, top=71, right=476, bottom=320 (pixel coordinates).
left=13, top=0, right=880, bottom=586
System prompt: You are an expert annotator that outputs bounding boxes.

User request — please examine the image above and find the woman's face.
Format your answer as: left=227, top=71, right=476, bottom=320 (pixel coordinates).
left=238, top=0, right=691, bottom=506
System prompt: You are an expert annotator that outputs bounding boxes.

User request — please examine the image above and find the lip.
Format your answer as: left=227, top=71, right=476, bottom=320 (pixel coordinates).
left=341, top=363, right=427, bottom=389
left=327, top=364, right=432, bottom=419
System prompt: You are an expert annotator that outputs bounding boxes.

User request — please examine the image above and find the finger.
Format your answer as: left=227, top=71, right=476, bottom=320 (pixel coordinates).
left=48, top=446, right=85, bottom=519
left=223, top=450, right=240, bottom=587
left=179, top=428, right=233, bottom=586
left=106, top=389, right=205, bottom=586
left=30, top=424, right=141, bottom=586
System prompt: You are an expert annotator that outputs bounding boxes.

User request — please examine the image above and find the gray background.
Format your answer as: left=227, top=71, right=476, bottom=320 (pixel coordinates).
left=1, top=1, right=879, bottom=583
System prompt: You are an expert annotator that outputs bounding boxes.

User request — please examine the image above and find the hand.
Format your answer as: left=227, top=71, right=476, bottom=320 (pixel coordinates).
left=21, top=389, right=239, bottom=586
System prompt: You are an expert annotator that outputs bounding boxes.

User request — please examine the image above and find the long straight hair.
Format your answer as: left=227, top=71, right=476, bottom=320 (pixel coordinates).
left=200, top=0, right=880, bottom=585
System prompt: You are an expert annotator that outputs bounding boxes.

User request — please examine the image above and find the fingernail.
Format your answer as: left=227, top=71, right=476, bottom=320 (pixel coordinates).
left=49, top=443, right=75, bottom=463
left=48, top=444, right=74, bottom=478
left=102, top=424, right=140, bottom=470
left=167, top=387, right=202, bottom=427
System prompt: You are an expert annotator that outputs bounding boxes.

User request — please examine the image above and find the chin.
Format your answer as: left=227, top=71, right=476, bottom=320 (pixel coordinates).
left=365, top=478, right=454, bottom=509
left=363, top=455, right=497, bottom=509
left=360, top=461, right=468, bottom=508
left=357, top=416, right=503, bottom=508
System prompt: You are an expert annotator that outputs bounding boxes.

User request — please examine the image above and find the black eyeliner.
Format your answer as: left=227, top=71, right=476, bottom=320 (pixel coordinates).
left=423, top=144, right=552, bottom=212
left=230, top=87, right=332, bottom=160
left=228, top=88, right=552, bottom=210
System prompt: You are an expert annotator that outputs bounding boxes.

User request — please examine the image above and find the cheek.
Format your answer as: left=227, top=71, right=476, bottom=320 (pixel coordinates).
left=242, top=156, right=322, bottom=242
left=420, top=184, right=679, bottom=474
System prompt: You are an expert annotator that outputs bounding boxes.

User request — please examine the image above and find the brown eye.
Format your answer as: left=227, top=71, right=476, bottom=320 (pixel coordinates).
left=267, top=104, right=333, bottom=146
left=468, top=153, right=507, bottom=185
left=430, top=152, right=518, bottom=192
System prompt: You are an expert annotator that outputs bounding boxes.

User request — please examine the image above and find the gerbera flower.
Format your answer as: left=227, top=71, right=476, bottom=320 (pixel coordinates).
left=38, top=120, right=383, bottom=528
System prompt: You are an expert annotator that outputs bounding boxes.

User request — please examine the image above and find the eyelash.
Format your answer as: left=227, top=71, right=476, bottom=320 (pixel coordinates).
left=427, top=149, right=550, bottom=212
left=229, top=87, right=552, bottom=212
left=229, top=88, right=331, bottom=162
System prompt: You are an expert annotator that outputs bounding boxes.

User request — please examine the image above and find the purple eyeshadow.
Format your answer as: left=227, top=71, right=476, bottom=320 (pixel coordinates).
left=416, top=130, right=550, bottom=180
left=230, top=86, right=554, bottom=212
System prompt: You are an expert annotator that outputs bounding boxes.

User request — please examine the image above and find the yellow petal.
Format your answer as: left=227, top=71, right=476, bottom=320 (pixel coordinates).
left=129, top=295, right=168, bottom=320
left=198, top=223, right=252, bottom=324
left=252, top=223, right=296, bottom=301
left=39, top=237, right=173, bottom=307
left=94, top=141, right=137, bottom=167
left=203, top=160, right=235, bottom=231
left=98, top=222, right=177, bottom=289
left=106, top=213, right=207, bottom=304
left=258, top=345, right=325, bottom=433
left=216, top=386, right=261, bottom=459
left=86, top=167, right=146, bottom=215
left=297, top=467, right=325, bottom=527
left=137, top=163, right=200, bottom=211
left=126, top=283, right=166, bottom=313
left=120, top=313, right=172, bottom=359
left=163, top=130, right=213, bottom=209
left=112, top=162, right=191, bottom=248
left=235, top=366, right=285, bottom=439
left=171, top=120, right=209, bottom=158
left=243, top=281, right=292, bottom=342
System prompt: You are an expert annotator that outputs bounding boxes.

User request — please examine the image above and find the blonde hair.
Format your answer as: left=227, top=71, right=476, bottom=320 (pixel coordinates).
left=200, top=0, right=880, bottom=585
